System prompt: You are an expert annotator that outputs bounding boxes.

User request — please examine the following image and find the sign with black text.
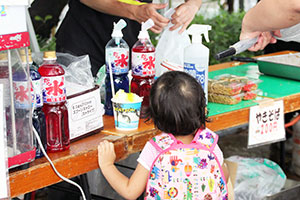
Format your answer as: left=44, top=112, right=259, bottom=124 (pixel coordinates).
left=248, top=100, right=286, bottom=148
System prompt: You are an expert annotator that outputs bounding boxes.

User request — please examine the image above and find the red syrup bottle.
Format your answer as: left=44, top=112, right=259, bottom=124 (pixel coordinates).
left=131, top=19, right=155, bottom=118
left=38, top=51, right=70, bottom=152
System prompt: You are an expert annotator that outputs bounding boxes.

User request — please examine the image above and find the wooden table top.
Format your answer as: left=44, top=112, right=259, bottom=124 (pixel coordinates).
left=9, top=51, right=300, bottom=198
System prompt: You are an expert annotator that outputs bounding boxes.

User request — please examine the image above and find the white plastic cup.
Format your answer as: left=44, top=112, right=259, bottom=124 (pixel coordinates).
left=111, top=99, right=143, bottom=130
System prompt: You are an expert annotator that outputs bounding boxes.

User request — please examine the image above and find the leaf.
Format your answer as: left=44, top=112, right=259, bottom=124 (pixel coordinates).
left=44, top=15, right=53, bottom=22
left=34, top=15, right=43, bottom=22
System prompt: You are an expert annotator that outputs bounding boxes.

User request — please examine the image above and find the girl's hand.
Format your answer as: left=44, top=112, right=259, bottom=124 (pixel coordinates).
left=98, top=140, right=116, bottom=169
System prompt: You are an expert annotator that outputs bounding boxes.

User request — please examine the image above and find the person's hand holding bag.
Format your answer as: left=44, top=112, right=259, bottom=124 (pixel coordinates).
left=155, top=8, right=191, bottom=77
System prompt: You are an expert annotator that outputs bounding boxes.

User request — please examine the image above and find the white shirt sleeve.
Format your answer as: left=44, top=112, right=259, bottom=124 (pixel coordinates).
left=137, top=141, right=160, bottom=171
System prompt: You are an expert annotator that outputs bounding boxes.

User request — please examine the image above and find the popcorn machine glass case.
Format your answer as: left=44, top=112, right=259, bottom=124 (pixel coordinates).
left=0, top=1, right=35, bottom=169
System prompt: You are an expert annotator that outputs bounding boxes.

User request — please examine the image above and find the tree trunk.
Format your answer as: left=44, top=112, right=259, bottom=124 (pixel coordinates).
left=227, top=0, right=234, bottom=13
left=239, top=0, right=244, bottom=11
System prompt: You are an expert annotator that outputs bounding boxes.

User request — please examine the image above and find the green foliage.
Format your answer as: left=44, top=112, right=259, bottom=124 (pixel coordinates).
left=34, top=15, right=56, bottom=51
left=149, top=31, right=159, bottom=47
left=192, top=10, right=263, bottom=65
left=36, top=35, right=56, bottom=52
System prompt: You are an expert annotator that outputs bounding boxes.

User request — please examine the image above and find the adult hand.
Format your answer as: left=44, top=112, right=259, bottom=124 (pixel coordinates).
left=134, top=3, right=169, bottom=33
left=98, top=140, right=116, bottom=169
left=240, top=30, right=281, bottom=51
left=169, top=1, right=201, bottom=34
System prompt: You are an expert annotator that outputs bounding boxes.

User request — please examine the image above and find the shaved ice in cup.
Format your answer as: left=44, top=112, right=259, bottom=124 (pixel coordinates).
left=111, top=90, right=143, bottom=130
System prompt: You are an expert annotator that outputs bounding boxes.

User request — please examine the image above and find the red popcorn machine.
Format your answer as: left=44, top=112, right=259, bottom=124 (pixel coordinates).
left=0, top=0, right=35, bottom=168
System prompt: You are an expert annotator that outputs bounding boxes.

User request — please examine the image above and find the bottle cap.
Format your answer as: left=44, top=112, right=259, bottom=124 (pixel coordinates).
left=0, top=52, right=8, bottom=61
left=20, top=55, right=33, bottom=63
left=19, top=49, right=33, bottom=63
left=187, top=24, right=211, bottom=44
left=43, top=51, right=57, bottom=59
left=111, top=19, right=127, bottom=38
left=19, top=48, right=32, bottom=55
left=138, top=19, right=154, bottom=39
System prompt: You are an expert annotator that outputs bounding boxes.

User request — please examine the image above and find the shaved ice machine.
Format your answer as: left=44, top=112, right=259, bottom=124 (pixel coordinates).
left=0, top=0, right=35, bottom=169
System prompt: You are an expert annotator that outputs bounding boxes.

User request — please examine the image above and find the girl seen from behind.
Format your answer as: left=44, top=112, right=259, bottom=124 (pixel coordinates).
left=98, top=71, right=230, bottom=199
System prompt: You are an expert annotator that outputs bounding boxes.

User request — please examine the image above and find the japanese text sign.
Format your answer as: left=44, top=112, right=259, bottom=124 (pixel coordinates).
left=248, top=100, right=285, bottom=148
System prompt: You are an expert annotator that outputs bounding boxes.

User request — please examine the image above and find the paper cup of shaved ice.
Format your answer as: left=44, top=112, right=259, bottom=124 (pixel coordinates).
left=111, top=90, right=143, bottom=130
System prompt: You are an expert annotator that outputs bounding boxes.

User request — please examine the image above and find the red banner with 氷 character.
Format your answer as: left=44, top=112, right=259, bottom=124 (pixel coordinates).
left=0, top=31, right=30, bottom=51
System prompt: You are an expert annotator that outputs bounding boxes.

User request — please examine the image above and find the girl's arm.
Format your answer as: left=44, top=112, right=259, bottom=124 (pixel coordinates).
left=98, top=140, right=149, bottom=200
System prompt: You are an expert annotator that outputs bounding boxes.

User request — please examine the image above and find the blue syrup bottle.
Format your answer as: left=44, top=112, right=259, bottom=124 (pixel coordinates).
left=30, top=66, right=47, bottom=158
left=21, top=51, right=47, bottom=158
left=105, top=19, right=129, bottom=115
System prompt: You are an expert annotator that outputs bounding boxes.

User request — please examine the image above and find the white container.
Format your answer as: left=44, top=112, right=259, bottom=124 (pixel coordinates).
left=67, top=86, right=104, bottom=141
left=184, top=24, right=211, bottom=103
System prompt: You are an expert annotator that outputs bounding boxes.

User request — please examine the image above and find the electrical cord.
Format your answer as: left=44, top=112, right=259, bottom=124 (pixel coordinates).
left=32, top=126, right=87, bottom=200
left=21, top=48, right=87, bottom=200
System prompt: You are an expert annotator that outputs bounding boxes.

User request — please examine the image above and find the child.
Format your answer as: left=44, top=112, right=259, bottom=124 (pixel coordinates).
left=98, top=71, right=229, bottom=200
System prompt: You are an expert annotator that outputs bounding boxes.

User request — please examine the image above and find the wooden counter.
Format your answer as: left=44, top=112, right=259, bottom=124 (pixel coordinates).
left=9, top=51, right=300, bottom=198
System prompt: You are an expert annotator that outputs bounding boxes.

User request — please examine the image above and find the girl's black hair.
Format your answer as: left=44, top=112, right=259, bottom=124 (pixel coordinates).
left=146, top=71, right=207, bottom=136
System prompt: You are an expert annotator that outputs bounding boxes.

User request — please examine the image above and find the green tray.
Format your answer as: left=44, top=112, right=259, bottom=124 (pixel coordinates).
left=257, top=53, right=300, bottom=81
left=208, top=63, right=300, bottom=116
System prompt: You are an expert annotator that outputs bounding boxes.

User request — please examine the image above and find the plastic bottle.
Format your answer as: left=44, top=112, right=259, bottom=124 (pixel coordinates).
left=38, top=51, right=70, bottom=152
left=19, top=50, right=47, bottom=158
left=12, top=53, right=32, bottom=149
left=184, top=24, right=211, bottom=103
left=0, top=52, right=10, bottom=132
left=105, top=19, right=130, bottom=115
left=131, top=19, right=155, bottom=117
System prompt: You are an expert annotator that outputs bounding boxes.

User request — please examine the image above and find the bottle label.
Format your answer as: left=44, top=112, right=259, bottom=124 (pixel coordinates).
left=106, top=48, right=129, bottom=74
left=132, top=52, right=155, bottom=76
left=184, top=62, right=205, bottom=90
left=32, top=79, right=43, bottom=107
left=13, top=81, right=31, bottom=109
left=41, top=75, right=66, bottom=103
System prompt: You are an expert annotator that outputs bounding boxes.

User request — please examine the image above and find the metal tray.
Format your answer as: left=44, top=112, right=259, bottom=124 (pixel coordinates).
left=257, top=53, right=300, bottom=81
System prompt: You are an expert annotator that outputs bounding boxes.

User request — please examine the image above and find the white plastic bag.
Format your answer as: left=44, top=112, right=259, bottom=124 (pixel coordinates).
left=56, top=53, right=95, bottom=96
left=33, top=52, right=95, bottom=96
left=155, top=8, right=191, bottom=77
left=227, top=156, right=286, bottom=200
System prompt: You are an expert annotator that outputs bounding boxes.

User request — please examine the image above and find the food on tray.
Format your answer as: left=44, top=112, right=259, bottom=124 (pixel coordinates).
left=243, top=90, right=261, bottom=100
left=208, top=93, right=243, bottom=105
left=208, top=79, right=243, bottom=96
left=243, top=91, right=257, bottom=100
left=214, top=74, right=261, bottom=92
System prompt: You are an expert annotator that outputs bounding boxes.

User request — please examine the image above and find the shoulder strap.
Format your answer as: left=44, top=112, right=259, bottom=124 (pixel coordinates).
left=149, top=133, right=176, bottom=152
left=193, top=128, right=219, bottom=152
